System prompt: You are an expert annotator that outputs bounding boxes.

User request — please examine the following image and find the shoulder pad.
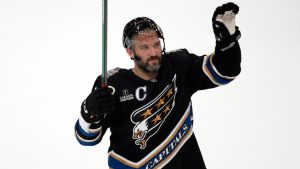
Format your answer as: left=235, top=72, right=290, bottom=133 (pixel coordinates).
left=108, top=67, right=121, bottom=77
left=166, top=48, right=188, bottom=55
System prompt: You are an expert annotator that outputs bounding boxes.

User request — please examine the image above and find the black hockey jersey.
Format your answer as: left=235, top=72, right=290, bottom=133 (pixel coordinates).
left=75, top=45, right=241, bottom=169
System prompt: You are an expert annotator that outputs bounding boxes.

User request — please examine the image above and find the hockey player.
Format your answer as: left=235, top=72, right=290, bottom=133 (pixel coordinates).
left=75, top=2, right=241, bottom=169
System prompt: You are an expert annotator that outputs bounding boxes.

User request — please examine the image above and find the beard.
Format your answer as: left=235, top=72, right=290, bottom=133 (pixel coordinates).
left=135, top=55, right=162, bottom=73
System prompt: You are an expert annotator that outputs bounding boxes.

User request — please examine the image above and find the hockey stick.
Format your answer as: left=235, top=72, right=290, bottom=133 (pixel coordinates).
left=101, top=0, right=108, bottom=87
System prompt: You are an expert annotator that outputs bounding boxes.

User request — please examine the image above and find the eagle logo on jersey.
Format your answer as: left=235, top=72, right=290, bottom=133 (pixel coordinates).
left=130, top=75, right=177, bottom=150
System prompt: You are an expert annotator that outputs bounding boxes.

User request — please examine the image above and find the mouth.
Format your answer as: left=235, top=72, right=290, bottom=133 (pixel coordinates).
left=148, top=60, right=159, bottom=67
left=148, top=57, right=160, bottom=64
left=149, top=58, right=159, bottom=62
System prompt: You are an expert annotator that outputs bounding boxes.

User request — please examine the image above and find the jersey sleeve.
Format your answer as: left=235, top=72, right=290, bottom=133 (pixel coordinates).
left=168, top=42, right=241, bottom=94
left=200, top=42, right=241, bottom=89
left=74, top=76, right=109, bottom=146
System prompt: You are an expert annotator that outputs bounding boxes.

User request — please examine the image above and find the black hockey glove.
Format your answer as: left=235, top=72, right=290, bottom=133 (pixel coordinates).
left=212, top=2, right=241, bottom=51
left=81, top=86, right=114, bottom=124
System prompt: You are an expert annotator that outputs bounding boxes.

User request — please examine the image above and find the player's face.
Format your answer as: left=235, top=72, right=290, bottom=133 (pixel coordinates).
left=129, top=30, right=163, bottom=72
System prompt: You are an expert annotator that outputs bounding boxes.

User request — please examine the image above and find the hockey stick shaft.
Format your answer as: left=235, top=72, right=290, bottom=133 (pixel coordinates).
left=101, top=0, right=108, bottom=87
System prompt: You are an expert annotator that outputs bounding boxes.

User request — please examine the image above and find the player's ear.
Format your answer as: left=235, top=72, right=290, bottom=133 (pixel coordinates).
left=126, top=47, right=134, bottom=60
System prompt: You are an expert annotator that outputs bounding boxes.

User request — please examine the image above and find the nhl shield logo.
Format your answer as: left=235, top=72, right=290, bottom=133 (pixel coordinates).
left=130, top=75, right=177, bottom=150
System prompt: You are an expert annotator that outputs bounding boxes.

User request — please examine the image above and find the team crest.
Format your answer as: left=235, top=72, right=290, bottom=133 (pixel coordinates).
left=130, top=75, right=177, bottom=149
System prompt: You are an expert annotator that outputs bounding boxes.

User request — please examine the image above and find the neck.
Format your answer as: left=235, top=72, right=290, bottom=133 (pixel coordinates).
left=132, top=67, right=158, bottom=81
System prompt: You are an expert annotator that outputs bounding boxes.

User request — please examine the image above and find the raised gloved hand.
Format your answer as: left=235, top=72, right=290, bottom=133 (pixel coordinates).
left=81, top=86, right=114, bottom=124
left=212, top=2, right=241, bottom=51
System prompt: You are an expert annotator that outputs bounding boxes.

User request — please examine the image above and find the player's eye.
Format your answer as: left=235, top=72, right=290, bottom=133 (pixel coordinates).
left=153, top=41, right=161, bottom=48
left=140, top=45, right=148, bottom=50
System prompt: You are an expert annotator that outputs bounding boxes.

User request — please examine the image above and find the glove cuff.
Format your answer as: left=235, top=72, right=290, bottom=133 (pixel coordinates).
left=79, top=114, right=92, bottom=133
